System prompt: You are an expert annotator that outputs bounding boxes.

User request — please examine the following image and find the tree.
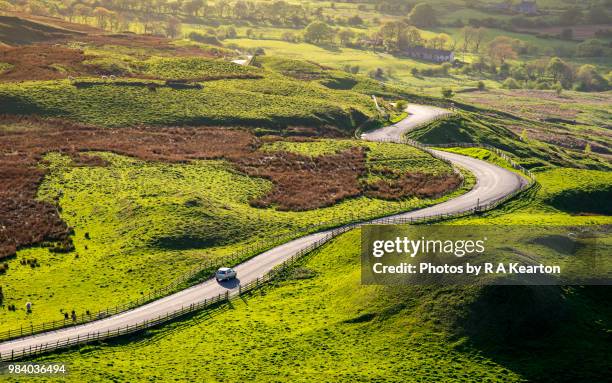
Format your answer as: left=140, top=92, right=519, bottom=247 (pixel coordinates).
left=502, top=78, right=520, bottom=89
left=576, top=39, right=607, bottom=57
left=441, top=88, right=454, bottom=98
left=560, top=28, right=573, bottom=40
left=473, top=27, right=486, bottom=52
left=226, top=26, right=237, bottom=38
left=216, top=0, right=230, bottom=17
left=73, top=4, right=92, bottom=22
left=348, top=15, right=363, bottom=26
left=575, top=64, right=609, bottom=91
left=281, top=31, right=297, bottom=42
left=303, top=21, right=335, bottom=44
left=408, top=3, right=438, bottom=28
left=488, top=36, right=518, bottom=64
left=395, top=26, right=423, bottom=50
left=233, top=1, right=249, bottom=19
left=184, top=0, right=204, bottom=16
left=461, top=26, right=476, bottom=53
left=165, top=17, right=181, bottom=39
left=587, top=6, right=611, bottom=24
left=377, top=21, right=409, bottom=51
left=92, top=7, right=114, bottom=29
left=477, top=81, right=485, bottom=91
left=584, top=142, right=591, bottom=155
left=526, top=58, right=548, bottom=80
left=559, top=6, right=582, bottom=26
left=188, top=31, right=221, bottom=45
left=546, top=57, right=573, bottom=87
left=428, top=33, right=449, bottom=50
left=369, top=68, right=385, bottom=79
left=337, top=29, right=355, bottom=46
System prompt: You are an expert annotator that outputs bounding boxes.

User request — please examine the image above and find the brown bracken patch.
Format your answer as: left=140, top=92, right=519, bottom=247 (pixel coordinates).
left=0, top=116, right=460, bottom=259
left=0, top=116, right=256, bottom=259
left=0, top=45, right=92, bottom=81
left=366, top=169, right=462, bottom=200
left=0, top=42, right=221, bottom=82
left=234, top=147, right=367, bottom=211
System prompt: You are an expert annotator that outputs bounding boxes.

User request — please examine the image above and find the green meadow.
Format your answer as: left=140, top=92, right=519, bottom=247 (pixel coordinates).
left=18, top=229, right=610, bottom=382
left=0, top=142, right=471, bottom=333
left=0, top=75, right=376, bottom=129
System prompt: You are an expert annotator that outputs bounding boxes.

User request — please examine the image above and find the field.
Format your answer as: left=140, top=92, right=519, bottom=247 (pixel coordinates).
left=0, top=32, right=451, bottom=132
left=0, top=4, right=610, bottom=381
left=0, top=77, right=377, bottom=128
left=455, top=89, right=612, bottom=157
left=17, top=229, right=611, bottom=382
left=225, top=37, right=474, bottom=91
left=0, top=119, right=472, bottom=333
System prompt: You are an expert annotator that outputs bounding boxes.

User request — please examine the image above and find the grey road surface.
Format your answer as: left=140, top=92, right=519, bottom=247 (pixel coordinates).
left=361, top=104, right=450, bottom=142
left=0, top=104, right=526, bottom=358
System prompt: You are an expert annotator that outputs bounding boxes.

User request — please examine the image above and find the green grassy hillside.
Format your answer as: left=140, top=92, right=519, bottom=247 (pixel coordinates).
left=0, top=75, right=376, bottom=130
left=407, top=109, right=611, bottom=171
left=20, top=229, right=611, bottom=382
left=0, top=142, right=470, bottom=333
left=446, top=149, right=612, bottom=226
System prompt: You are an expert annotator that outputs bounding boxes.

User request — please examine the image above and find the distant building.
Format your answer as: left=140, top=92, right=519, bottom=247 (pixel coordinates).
left=515, top=0, right=538, bottom=15
left=494, top=0, right=538, bottom=15
left=495, top=0, right=513, bottom=11
left=403, top=46, right=454, bottom=63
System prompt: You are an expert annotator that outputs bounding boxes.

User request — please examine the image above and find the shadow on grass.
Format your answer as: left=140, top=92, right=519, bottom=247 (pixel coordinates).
left=454, top=285, right=611, bottom=383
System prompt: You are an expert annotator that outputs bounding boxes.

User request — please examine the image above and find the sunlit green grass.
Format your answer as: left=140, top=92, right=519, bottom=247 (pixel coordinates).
left=22, top=226, right=610, bottom=382
left=455, top=166, right=612, bottom=226
left=141, top=57, right=261, bottom=80
left=0, top=75, right=377, bottom=129
left=225, top=38, right=472, bottom=90
left=23, top=230, right=523, bottom=382
left=0, top=145, right=470, bottom=332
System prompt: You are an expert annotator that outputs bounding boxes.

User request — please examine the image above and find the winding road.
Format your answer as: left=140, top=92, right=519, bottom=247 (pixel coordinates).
left=0, top=104, right=527, bottom=359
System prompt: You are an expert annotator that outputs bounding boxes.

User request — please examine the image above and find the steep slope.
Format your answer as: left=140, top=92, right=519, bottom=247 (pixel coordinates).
left=0, top=15, right=83, bottom=45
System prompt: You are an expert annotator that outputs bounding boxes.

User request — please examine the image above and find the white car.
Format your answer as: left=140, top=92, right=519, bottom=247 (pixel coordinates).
left=215, top=267, right=237, bottom=282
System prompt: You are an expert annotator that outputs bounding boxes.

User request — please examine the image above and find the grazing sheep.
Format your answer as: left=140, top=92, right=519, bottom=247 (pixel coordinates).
left=109, top=75, right=116, bottom=80
left=101, top=75, right=108, bottom=81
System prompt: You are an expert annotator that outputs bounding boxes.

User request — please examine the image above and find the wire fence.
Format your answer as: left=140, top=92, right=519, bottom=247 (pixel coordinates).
left=0, top=226, right=351, bottom=362
left=0, top=114, right=537, bottom=360
left=0, top=220, right=344, bottom=343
